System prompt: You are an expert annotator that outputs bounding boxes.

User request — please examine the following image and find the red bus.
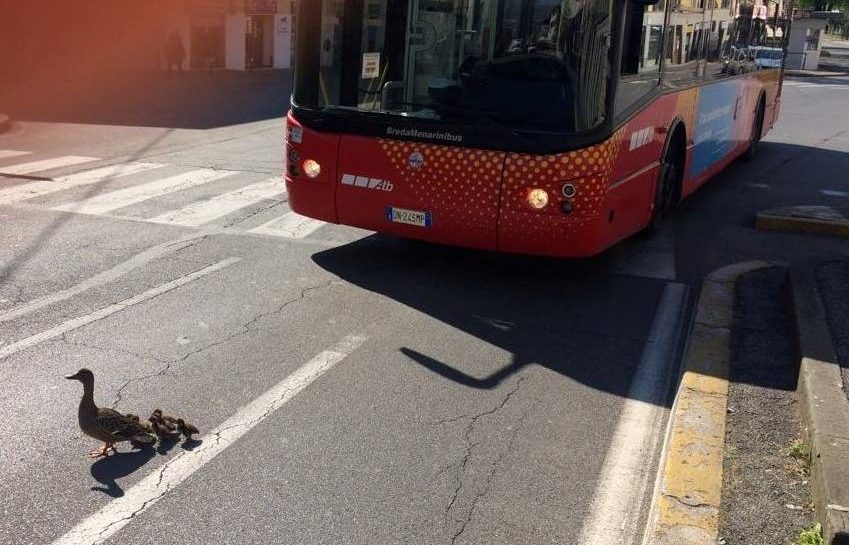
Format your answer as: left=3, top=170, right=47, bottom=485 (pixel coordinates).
left=285, top=0, right=789, bottom=257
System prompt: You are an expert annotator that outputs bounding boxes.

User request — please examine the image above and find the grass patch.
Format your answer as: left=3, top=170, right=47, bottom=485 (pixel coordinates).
left=796, top=523, right=823, bottom=545
left=787, top=439, right=811, bottom=464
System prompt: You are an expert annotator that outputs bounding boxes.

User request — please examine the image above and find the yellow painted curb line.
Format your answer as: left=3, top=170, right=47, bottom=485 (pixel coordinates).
left=642, top=261, right=772, bottom=545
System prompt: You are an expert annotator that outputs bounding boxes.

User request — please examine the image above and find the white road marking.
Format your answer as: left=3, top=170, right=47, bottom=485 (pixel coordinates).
left=53, top=168, right=238, bottom=215
left=249, top=211, right=325, bottom=238
left=746, top=183, right=771, bottom=189
left=785, top=82, right=848, bottom=90
left=50, top=333, right=367, bottom=545
left=0, top=155, right=98, bottom=175
left=576, top=283, right=689, bottom=545
left=147, top=177, right=285, bottom=226
left=0, top=150, right=32, bottom=160
left=0, top=258, right=240, bottom=360
left=821, top=189, right=849, bottom=198
left=0, top=162, right=166, bottom=205
left=0, top=232, right=208, bottom=324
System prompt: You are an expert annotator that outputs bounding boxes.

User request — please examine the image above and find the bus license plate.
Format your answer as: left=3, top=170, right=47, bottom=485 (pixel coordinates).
left=387, top=207, right=431, bottom=228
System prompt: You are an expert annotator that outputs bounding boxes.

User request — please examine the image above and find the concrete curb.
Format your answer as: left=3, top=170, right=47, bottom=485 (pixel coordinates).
left=791, top=265, right=849, bottom=545
left=0, top=113, right=10, bottom=134
left=756, top=206, right=849, bottom=238
left=642, top=261, right=771, bottom=545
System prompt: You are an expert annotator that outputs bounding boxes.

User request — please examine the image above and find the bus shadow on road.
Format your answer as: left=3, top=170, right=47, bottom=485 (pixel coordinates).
left=313, top=237, right=683, bottom=406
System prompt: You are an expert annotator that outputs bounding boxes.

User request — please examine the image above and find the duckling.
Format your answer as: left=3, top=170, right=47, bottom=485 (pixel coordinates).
left=162, top=414, right=179, bottom=426
left=150, top=419, right=173, bottom=440
left=65, top=369, right=155, bottom=458
left=149, top=409, right=178, bottom=432
left=175, top=418, right=199, bottom=439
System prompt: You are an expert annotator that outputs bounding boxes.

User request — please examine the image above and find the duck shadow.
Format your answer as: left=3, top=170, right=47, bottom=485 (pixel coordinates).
left=89, top=438, right=203, bottom=497
left=90, top=448, right=156, bottom=497
left=156, top=434, right=181, bottom=455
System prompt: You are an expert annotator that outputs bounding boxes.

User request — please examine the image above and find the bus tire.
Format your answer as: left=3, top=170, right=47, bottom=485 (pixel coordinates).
left=643, top=126, right=685, bottom=236
left=743, top=95, right=766, bottom=162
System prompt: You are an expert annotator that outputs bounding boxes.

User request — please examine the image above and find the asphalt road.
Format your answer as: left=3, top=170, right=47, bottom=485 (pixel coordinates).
left=1, top=72, right=847, bottom=545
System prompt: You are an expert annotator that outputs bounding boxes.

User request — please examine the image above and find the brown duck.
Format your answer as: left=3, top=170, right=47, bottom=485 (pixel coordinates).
left=65, top=368, right=155, bottom=458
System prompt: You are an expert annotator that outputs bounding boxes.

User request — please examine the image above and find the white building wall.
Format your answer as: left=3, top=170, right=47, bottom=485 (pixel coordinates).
left=225, top=14, right=247, bottom=70
left=274, top=13, right=293, bottom=69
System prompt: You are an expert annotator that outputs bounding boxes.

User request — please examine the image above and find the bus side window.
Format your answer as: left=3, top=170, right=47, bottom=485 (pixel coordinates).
left=706, top=0, right=739, bottom=80
left=614, top=0, right=664, bottom=118
left=663, top=0, right=706, bottom=87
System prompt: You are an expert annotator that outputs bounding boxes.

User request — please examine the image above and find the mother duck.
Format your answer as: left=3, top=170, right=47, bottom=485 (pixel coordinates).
left=65, top=368, right=155, bottom=457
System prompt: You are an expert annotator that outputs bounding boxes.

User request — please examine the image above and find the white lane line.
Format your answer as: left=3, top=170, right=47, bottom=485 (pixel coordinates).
left=147, top=177, right=285, bottom=226
left=0, top=258, right=240, bottom=360
left=0, top=232, right=208, bottom=324
left=787, top=83, right=847, bottom=90
left=746, top=183, right=771, bottom=189
left=249, top=211, right=326, bottom=239
left=821, top=189, right=849, bottom=198
left=0, top=150, right=32, bottom=160
left=0, top=162, right=166, bottom=205
left=576, top=283, right=689, bottom=545
left=52, top=168, right=238, bottom=215
left=0, top=155, right=98, bottom=175
left=50, top=333, right=367, bottom=545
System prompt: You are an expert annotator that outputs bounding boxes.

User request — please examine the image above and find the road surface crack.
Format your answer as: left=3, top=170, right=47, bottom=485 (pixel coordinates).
left=663, top=492, right=715, bottom=510
left=222, top=199, right=286, bottom=228
left=93, top=278, right=338, bottom=408
left=443, top=377, right=526, bottom=544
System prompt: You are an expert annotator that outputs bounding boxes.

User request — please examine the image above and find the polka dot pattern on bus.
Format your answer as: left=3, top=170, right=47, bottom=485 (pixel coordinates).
left=497, top=126, right=628, bottom=244
left=378, top=139, right=504, bottom=238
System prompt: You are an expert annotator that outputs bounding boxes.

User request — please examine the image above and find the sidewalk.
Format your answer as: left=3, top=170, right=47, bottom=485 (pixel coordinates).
left=815, top=260, right=849, bottom=408
left=645, top=261, right=849, bottom=545
left=0, top=68, right=293, bottom=130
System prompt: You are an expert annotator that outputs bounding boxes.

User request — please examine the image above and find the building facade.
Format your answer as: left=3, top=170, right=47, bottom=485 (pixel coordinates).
left=161, top=0, right=296, bottom=71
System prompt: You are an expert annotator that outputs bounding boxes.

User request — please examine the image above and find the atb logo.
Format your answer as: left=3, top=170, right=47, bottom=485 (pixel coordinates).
left=629, top=127, right=653, bottom=151
left=341, top=174, right=394, bottom=192
left=408, top=151, right=424, bottom=169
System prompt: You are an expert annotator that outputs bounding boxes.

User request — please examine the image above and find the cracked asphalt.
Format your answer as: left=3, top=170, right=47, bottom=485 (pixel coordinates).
left=1, top=75, right=848, bottom=545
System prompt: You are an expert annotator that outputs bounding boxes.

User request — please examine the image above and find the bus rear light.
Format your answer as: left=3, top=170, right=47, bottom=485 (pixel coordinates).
left=303, top=159, right=321, bottom=178
left=561, top=201, right=574, bottom=215
left=527, top=188, right=549, bottom=209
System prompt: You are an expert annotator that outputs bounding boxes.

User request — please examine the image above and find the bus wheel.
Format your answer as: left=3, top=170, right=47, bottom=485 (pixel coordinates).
left=644, top=134, right=684, bottom=236
left=743, top=97, right=766, bottom=162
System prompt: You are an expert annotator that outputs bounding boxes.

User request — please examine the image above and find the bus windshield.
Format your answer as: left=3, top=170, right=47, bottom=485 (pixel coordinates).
left=294, top=0, right=614, bottom=134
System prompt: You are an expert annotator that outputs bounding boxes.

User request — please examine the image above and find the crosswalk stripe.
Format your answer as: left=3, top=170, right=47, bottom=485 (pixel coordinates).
left=52, top=168, right=238, bottom=215
left=147, top=177, right=285, bottom=226
left=0, top=162, right=167, bottom=205
left=249, top=211, right=326, bottom=238
left=0, top=155, right=98, bottom=175
left=0, top=150, right=32, bottom=160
